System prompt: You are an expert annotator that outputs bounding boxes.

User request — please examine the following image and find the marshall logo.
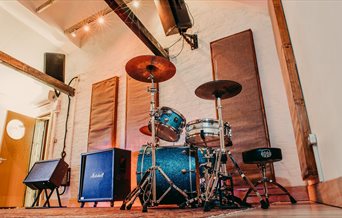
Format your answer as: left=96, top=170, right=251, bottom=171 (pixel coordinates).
left=260, top=149, right=272, bottom=159
left=90, top=172, right=104, bottom=179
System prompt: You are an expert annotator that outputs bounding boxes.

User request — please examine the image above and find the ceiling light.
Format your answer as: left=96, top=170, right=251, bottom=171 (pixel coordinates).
left=97, top=16, right=105, bottom=24
left=132, top=0, right=140, bottom=8
left=71, top=31, right=77, bottom=38
left=83, top=25, right=90, bottom=32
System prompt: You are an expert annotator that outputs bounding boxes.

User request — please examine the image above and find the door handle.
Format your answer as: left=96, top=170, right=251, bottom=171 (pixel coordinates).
left=0, top=157, right=6, bottom=164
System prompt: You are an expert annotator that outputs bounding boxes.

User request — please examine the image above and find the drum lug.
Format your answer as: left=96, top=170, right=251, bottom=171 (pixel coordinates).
left=164, top=117, right=169, bottom=122
left=181, top=169, right=196, bottom=174
left=166, top=110, right=173, bottom=115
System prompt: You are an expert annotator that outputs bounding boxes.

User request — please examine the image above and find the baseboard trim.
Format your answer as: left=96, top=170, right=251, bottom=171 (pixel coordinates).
left=308, top=176, right=342, bottom=208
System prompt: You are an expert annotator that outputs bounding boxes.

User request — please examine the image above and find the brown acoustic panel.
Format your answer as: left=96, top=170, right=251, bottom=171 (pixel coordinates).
left=126, top=76, right=159, bottom=151
left=210, top=29, right=274, bottom=186
left=88, top=77, right=119, bottom=151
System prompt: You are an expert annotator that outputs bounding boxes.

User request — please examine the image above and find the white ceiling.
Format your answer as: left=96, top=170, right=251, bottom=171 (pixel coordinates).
left=0, top=0, right=266, bottom=118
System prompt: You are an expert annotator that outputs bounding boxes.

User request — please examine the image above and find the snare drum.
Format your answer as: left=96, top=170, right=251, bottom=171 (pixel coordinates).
left=149, top=107, right=186, bottom=142
left=136, top=146, right=198, bottom=205
left=185, top=118, right=232, bottom=147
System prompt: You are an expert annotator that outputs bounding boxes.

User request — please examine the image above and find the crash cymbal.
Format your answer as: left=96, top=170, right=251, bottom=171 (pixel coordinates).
left=139, top=125, right=152, bottom=136
left=126, top=55, right=176, bottom=83
left=195, top=80, right=242, bottom=100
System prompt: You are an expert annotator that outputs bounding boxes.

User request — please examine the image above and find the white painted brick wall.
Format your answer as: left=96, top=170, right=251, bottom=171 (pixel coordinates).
left=138, top=0, right=304, bottom=186
left=49, top=0, right=304, bottom=202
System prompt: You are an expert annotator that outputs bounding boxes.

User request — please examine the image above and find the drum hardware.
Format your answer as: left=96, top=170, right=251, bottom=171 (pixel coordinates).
left=136, top=146, right=198, bottom=207
left=121, top=55, right=191, bottom=212
left=193, top=80, right=268, bottom=211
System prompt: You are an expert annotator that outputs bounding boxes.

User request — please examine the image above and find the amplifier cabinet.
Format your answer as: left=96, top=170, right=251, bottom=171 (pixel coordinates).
left=78, top=148, right=131, bottom=203
left=23, top=158, right=69, bottom=190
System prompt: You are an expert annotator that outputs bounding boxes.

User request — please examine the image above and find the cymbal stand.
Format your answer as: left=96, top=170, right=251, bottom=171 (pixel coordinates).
left=121, top=75, right=190, bottom=212
left=203, top=96, right=269, bottom=211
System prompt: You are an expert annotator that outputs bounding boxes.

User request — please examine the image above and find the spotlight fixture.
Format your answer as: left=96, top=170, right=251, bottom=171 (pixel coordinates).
left=132, top=0, right=140, bottom=8
left=64, top=7, right=112, bottom=38
left=97, top=16, right=105, bottom=24
left=83, top=25, right=90, bottom=32
left=71, top=31, right=77, bottom=38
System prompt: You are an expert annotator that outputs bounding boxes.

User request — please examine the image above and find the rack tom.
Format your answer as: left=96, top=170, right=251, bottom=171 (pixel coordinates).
left=149, top=107, right=186, bottom=142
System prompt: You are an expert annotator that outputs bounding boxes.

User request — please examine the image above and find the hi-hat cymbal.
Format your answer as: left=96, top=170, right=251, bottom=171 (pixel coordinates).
left=126, top=55, right=176, bottom=83
left=139, top=125, right=152, bottom=136
left=195, top=80, right=242, bottom=100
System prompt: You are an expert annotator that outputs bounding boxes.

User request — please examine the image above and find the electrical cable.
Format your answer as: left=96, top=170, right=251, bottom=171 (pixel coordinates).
left=59, top=185, right=67, bottom=195
left=165, top=36, right=183, bottom=49
left=61, top=76, right=79, bottom=159
left=170, top=38, right=185, bottom=59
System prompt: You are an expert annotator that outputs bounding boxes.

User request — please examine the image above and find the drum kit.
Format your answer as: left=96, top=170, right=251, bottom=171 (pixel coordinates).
left=120, top=55, right=269, bottom=212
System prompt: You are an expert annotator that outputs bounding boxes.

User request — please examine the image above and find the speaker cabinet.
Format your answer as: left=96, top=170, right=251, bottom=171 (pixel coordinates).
left=44, top=53, right=65, bottom=82
left=78, top=148, right=131, bottom=203
left=155, top=0, right=192, bottom=36
left=23, top=158, right=69, bottom=190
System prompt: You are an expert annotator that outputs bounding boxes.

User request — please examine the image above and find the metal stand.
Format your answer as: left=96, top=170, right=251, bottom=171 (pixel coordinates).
left=203, top=96, right=269, bottom=211
left=26, top=187, right=64, bottom=209
left=120, top=76, right=190, bottom=212
left=242, top=164, right=297, bottom=205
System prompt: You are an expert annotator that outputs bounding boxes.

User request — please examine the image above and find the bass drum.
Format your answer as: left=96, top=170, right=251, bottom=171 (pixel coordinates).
left=136, top=146, right=198, bottom=205
left=185, top=118, right=232, bottom=148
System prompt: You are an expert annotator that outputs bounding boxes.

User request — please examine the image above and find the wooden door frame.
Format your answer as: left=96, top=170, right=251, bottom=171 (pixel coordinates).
left=268, top=0, right=317, bottom=180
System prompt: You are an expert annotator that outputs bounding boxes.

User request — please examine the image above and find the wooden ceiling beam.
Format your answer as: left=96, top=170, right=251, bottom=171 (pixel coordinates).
left=105, top=0, right=168, bottom=58
left=0, top=51, right=75, bottom=96
left=36, top=0, right=56, bottom=13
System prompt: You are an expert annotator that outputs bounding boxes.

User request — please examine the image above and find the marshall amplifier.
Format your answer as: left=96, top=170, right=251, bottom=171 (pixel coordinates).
left=78, top=148, right=131, bottom=206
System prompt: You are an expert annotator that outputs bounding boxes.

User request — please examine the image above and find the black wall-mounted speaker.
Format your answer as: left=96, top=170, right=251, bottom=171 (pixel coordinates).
left=23, top=158, right=69, bottom=190
left=78, top=148, right=131, bottom=203
left=44, top=53, right=65, bottom=83
left=155, top=0, right=192, bottom=36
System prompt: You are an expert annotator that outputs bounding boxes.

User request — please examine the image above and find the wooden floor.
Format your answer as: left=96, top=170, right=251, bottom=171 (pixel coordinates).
left=0, top=202, right=341, bottom=217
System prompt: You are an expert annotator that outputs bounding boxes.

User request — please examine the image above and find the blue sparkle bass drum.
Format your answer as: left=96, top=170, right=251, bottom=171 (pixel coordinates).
left=136, top=146, right=199, bottom=205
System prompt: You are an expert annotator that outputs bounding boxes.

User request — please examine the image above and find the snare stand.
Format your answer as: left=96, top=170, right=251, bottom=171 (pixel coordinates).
left=203, top=95, right=269, bottom=211
left=120, top=75, right=190, bottom=212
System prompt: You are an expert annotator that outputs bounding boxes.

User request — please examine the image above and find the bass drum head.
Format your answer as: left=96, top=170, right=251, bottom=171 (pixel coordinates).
left=136, top=146, right=198, bottom=205
left=154, top=122, right=180, bottom=142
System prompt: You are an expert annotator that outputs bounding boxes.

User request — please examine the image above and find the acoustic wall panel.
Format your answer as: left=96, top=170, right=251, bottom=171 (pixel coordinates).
left=88, top=77, right=119, bottom=151
left=125, top=76, right=159, bottom=151
left=210, top=29, right=274, bottom=186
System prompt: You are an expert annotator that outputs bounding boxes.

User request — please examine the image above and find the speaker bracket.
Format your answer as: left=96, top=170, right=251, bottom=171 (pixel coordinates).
left=26, top=187, right=66, bottom=209
left=181, top=33, right=198, bottom=50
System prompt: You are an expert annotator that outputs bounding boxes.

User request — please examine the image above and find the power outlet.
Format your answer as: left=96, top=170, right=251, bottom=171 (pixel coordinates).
left=308, top=133, right=317, bottom=145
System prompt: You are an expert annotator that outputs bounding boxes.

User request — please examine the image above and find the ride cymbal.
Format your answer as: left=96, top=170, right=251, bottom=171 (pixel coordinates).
left=126, top=55, right=176, bottom=83
left=195, top=80, right=242, bottom=100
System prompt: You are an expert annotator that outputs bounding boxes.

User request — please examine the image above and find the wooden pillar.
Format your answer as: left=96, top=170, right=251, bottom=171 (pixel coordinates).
left=268, top=0, right=317, bottom=179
